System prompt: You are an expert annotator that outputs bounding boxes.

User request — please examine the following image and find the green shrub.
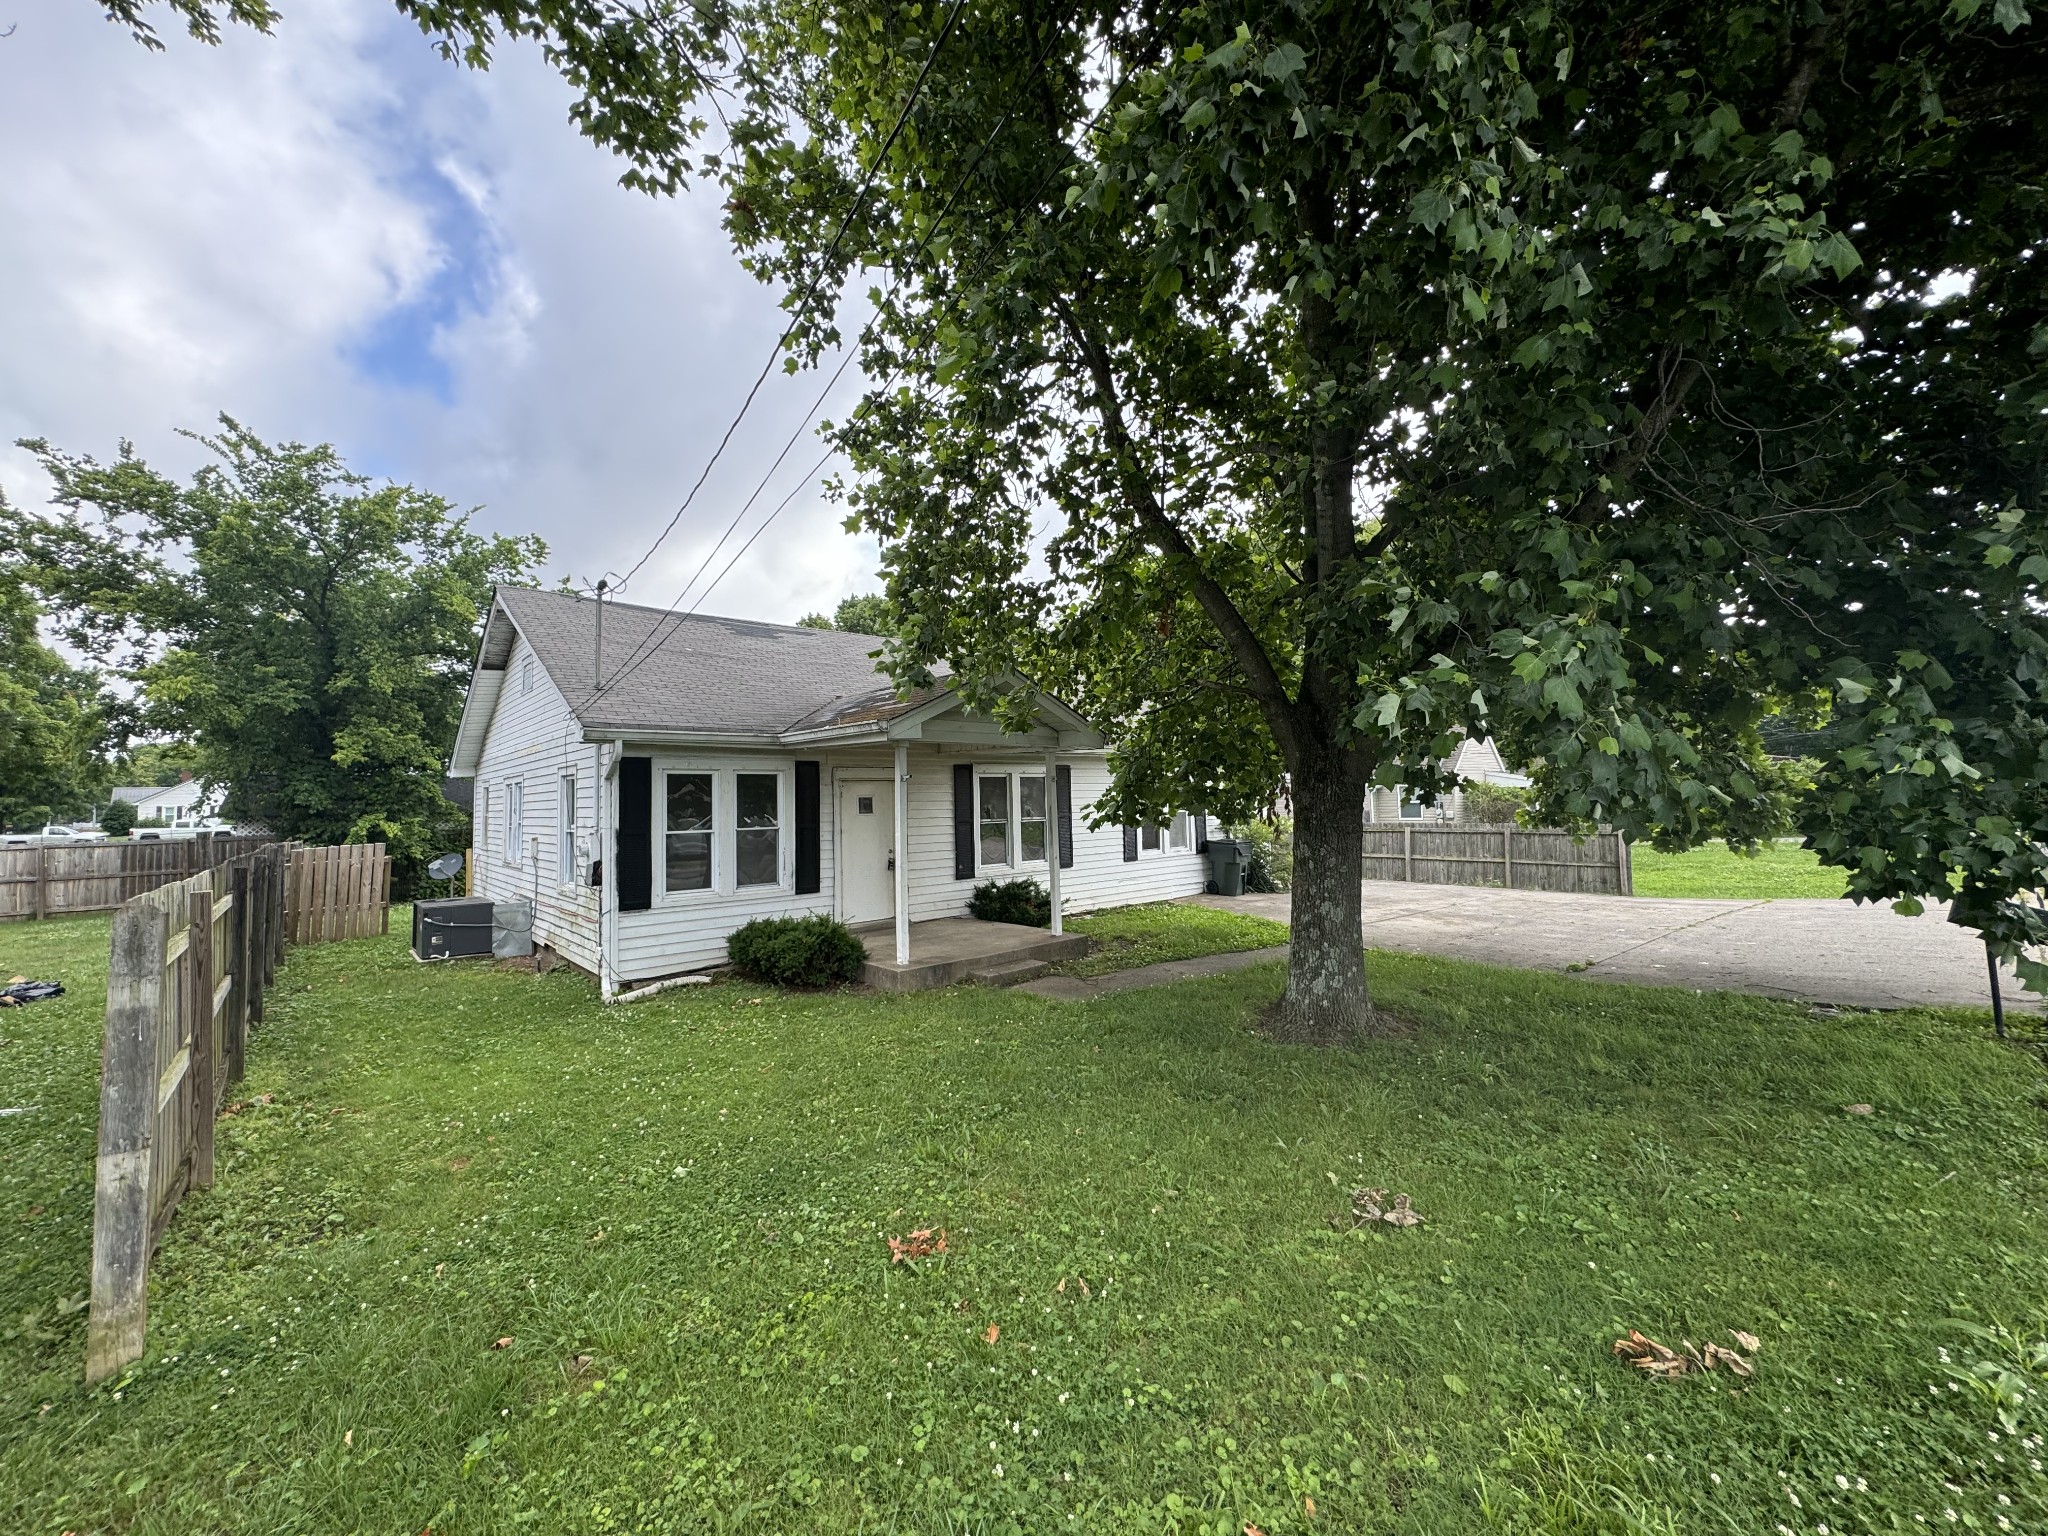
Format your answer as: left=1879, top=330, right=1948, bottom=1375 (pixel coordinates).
left=726, top=914, right=868, bottom=987
left=98, top=798, right=138, bottom=838
left=1460, top=781, right=1532, bottom=825
left=968, top=877, right=1051, bottom=927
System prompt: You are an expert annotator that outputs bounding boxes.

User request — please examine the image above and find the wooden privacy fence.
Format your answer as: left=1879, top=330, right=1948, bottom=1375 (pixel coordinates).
left=284, top=841, right=392, bottom=943
left=0, top=836, right=275, bottom=922
left=1362, top=824, right=1634, bottom=896
left=84, top=841, right=390, bottom=1385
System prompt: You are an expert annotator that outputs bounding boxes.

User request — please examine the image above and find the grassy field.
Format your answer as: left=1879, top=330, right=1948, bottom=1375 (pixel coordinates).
left=3, top=909, right=2045, bottom=1535
left=1630, top=840, right=1853, bottom=900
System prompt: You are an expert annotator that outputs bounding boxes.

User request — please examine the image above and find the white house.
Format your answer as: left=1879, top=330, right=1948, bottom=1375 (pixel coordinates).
left=109, top=775, right=219, bottom=826
left=448, top=587, right=1211, bottom=995
left=1363, top=735, right=1531, bottom=823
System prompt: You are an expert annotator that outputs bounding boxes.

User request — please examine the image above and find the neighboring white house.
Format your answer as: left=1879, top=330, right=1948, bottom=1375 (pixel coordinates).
left=109, top=775, right=219, bottom=826
left=448, top=587, right=1211, bottom=995
left=1363, top=735, right=1531, bottom=823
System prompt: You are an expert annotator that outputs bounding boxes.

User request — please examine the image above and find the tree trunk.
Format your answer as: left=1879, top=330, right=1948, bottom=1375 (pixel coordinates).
left=1269, top=750, right=1378, bottom=1045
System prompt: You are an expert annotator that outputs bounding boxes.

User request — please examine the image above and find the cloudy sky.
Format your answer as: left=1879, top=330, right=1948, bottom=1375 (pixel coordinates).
left=0, top=0, right=881, bottom=624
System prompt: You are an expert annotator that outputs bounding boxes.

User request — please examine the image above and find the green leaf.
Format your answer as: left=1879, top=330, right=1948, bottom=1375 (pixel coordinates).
left=1412, top=188, right=1453, bottom=233
left=1985, top=544, right=2016, bottom=568
left=1180, top=99, right=1217, bottom=130
left=1992, top=0, right=2031, bottom=31
left=1892, top=897, right=1925, bottom=917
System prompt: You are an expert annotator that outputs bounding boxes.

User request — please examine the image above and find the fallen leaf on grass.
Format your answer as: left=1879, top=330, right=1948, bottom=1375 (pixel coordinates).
left=1244, top=1524, right=1267, bottom=1536
left=589, top=1229, right=605, bottom=1244
left=1612, top=1328, right=1758, bottom=1379
left=343, top=1429, right=353, bottom=1448
left=982, top=1324, right=1000, bottom=1345
left=887, top=1227, right=948, bottom=1264
left=1304, top=1497, right=1316, bottom=1519
left=448, top=1157, right=470, bottom=1172
left=1077, top=1277, right=1091, bottom=1300
left=1333, top=1188, right=1425, bottom=1230
left=1845, top=1103, right=1875, bottom=1116
left=491, top=1337, right=514, bottom=1350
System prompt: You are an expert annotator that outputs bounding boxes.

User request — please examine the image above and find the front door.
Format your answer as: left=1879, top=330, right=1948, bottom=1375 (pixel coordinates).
left=837, top=780, right=895, bottom=924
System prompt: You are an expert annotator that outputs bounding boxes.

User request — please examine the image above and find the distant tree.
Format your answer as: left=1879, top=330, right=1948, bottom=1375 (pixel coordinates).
left=0, top=538, right=114, bottom=830
left=8, top=418, right=543, bottom=869
left=99, top=797, right=139, bottom=838
left=119, top=739, right=204, bottom=787
left=796, top=593, right=894, bottom=637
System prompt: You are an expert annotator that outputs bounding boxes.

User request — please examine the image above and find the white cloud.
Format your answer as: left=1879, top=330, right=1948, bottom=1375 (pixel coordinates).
left=0, top=0, right=882, bottom=624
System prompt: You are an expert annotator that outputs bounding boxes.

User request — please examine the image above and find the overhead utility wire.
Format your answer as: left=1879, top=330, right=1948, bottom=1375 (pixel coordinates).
left=586, top=31, right=1111, bottom=711
left=607, top=0, right=974, bottom=596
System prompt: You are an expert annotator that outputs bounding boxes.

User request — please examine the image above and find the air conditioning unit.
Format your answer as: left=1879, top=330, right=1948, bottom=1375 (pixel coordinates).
left=412, top=897, right=495, bottom=961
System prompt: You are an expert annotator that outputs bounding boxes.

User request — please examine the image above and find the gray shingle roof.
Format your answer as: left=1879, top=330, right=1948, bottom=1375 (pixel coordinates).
left=493, top=586, right=917, bottom=739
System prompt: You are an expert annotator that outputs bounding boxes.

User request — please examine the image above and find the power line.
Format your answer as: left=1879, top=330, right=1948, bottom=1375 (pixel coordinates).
left=608, top=0, right=973, bottom=596
left=584, top=27, right=1100, bottom=711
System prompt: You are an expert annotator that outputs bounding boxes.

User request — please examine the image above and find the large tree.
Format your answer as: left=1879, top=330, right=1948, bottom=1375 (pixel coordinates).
left=87, top=0, right=2048, bottom=1033
left=6, top=420, right=542, bottom=863
left=690, top=0, right=2046, bottom=1038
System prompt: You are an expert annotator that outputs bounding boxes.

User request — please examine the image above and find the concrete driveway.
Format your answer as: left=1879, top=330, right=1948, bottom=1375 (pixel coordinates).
left=1199, top=883, right=2025, bottom=1012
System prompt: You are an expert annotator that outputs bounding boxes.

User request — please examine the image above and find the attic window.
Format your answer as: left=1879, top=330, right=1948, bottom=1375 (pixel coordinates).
left=521, top=659, right=535, bottom=695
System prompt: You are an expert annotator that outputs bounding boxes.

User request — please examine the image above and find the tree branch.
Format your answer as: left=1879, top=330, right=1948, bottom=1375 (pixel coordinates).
left=1049, top=294, right=1303, bottom=761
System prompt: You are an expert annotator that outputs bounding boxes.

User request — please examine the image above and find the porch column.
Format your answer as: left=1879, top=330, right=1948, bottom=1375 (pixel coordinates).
left=1043, top=747, right=1063, bottom=936
left=893, top=741, right=911, bottom=965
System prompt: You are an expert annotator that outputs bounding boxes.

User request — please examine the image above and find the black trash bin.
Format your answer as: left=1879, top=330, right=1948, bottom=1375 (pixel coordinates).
left=1207, top=838, right=1247, bottom=898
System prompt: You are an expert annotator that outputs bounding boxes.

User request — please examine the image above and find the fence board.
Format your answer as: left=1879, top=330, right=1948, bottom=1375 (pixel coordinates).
left=280, top=843, right=390, bottom=948
left=1362, top=824, right=1631, bottom=895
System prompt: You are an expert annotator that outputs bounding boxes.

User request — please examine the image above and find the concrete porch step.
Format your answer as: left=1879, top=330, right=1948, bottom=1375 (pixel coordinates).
left=967, top=958, right=1050, bottom=987
left=860, top=918, right=1092, bottom=992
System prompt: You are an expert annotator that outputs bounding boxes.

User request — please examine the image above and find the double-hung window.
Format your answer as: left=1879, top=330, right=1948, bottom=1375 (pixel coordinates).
left=978, top=775, right=1011, bottom=867
left=1168, top=813, right=1190, bottom=851
left=735, top=773, right=780, bottom=887
left=505, top=781, right=524, bottom=865
left=1017, top=774, right=1048, bottom=863
left=665, top=773, right=713, bottom=891
left=559, top=774, right=578, bottom=885
left=1140, top=820, right=1162, bottom=852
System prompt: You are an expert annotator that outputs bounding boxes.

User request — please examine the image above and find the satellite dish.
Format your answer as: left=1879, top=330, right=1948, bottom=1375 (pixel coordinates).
left=426, top=851, right=466, bottom=881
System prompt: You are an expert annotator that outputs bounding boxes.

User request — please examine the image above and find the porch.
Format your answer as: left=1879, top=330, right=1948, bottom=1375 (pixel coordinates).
left=858, top=917, right=1091, bottom=992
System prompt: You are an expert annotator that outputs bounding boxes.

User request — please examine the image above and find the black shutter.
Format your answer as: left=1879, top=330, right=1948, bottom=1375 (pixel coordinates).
left=1056, top=764, right=1074, bottom=870
left=1122, top=825, right=1139, bottom=862
left=794, top=760, right=821, bottom=895
left=616, top=756, right=652, bottom=912
left=953, top=763, right=976, bottom=879
left=1194, top=814, right=1209, bottom=853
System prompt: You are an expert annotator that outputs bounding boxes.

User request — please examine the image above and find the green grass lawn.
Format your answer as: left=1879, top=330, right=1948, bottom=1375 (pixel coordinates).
left=1630, top=840, right=1853, bottom=899
left=1055, top=901, right=1290, bottom=978
left=4, top=910, right=2045, bottom=1535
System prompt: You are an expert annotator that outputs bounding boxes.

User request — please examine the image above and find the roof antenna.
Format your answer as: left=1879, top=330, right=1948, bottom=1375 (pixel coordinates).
left=594, top=578, right=608, bottom=691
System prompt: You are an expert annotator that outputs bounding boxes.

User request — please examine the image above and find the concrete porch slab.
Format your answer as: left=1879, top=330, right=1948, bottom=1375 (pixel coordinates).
left=859, top=918, right=1092, bottom=992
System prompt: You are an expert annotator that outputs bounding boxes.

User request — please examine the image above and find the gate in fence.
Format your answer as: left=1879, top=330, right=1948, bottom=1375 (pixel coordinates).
left=84, top=841, right=389, bottom=1385
left=1361, top=824, right=1633, bottom=896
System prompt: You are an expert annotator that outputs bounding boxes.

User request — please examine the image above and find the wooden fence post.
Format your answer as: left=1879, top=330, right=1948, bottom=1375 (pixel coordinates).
left=187, top=892, right=216, bottom=1191
left=86, top=903, right=167, bottom=1385
left=33, top=843, right=47, bottom=921
left=1402, top=824, right=1414, bottom=882
left=228, top=863, right=250, bottom=1082
left=1502, top=824, right=1513, bottom=890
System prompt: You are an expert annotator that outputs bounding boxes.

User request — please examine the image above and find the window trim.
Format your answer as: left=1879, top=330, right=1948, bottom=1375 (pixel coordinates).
left=558, top=773, right=579, bottom=889
left=504, top=780, right=524, bottom=867
left=974, top=767, right=1052, bottom=873
left=649, top=758, right=796, bottom=901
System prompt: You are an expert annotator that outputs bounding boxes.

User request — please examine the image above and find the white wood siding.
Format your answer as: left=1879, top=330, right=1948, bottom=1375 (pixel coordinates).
left=468, top=629, right=604, bottom=973
left=611, top=742, right=1207, bottom=983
